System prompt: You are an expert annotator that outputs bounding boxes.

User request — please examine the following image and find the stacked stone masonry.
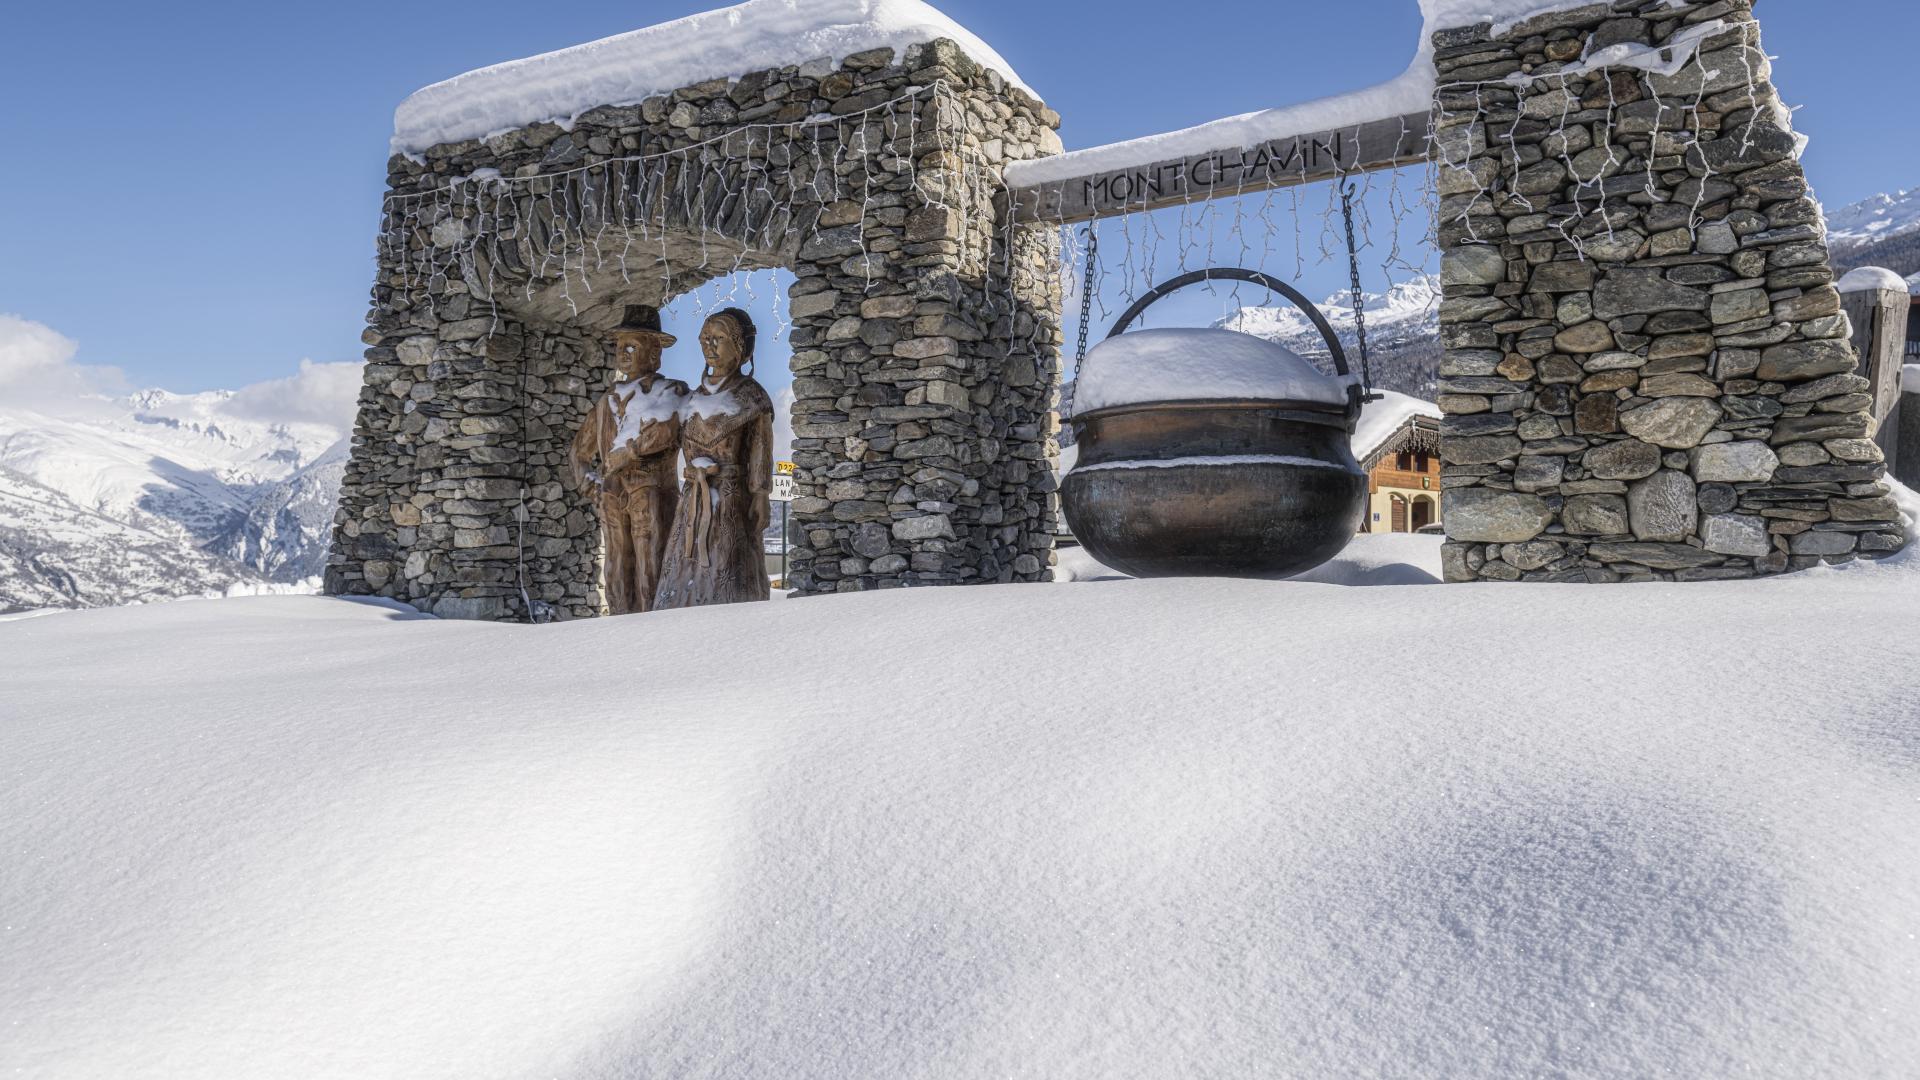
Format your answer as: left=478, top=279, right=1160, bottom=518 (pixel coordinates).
left=1432, top=0, right=1907, bottom=583
left=326, top=41, right=1064, bottom=619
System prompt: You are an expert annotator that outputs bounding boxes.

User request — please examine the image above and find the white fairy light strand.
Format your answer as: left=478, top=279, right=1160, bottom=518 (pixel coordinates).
left=380, top=82, right=998, bottom=330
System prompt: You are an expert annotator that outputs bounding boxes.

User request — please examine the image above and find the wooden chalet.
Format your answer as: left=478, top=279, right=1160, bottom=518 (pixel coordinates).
left=1355, top=410, right=1442, bottom=534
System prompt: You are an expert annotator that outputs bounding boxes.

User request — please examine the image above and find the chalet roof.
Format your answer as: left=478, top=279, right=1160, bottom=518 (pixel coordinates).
left=1359, top=414, right=1441, bottom=474
left=1352, top=391, right=1442, bottom=461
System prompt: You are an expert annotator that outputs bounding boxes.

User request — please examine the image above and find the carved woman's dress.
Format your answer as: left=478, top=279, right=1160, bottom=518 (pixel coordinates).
left=652, top=376, right=774, bottom=609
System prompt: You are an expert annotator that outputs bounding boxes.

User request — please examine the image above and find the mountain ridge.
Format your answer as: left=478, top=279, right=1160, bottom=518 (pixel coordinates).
left=1216, top=273, right=1443, bottom=400
left=0, top=391, right=346, bottom=613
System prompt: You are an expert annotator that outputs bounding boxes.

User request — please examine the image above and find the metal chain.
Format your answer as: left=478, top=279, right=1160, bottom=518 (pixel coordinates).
left=1075, top=225, right=1100, bottom=364
left=1339, top=182, right=1374, bottom=396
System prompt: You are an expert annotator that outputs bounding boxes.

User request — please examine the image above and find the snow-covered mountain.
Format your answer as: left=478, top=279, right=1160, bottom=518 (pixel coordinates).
left=1218, top=273, right=1441, bottom=399
left=0, top=391, right=348, bottom=613
left=210, top=438, right=349, bottom=582
left=1827, top=187, right=1920, bottom=246
left=1826, top=185, right=1920, bottom=281
left=0, top=467, right=254, bottom=611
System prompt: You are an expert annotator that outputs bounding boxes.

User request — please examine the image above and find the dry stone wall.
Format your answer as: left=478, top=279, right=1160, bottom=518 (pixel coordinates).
left=1432, top=0, right=1907, bottom=582
left=327, top=41, right=1063, bottom=619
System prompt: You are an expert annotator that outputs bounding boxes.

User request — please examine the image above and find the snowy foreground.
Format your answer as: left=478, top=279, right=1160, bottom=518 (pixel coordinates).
left=5, top=525, right=1920, bottom=1078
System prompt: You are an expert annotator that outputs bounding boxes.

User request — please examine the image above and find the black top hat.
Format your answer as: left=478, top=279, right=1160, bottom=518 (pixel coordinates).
left=614, top=305, right=676, bottom=343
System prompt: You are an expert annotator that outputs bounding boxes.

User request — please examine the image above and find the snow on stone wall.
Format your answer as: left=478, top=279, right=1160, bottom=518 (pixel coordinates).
left=392, top=0, right=1035, bottom=155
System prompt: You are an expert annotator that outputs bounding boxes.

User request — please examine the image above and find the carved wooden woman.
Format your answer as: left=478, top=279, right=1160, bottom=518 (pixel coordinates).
left=652, top=308, right=774, bottom=610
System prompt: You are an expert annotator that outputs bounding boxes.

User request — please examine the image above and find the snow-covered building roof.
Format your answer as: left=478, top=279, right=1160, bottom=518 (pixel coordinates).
left=1353, top=390, right=1443, bottom=463
left=392, top=0, right=1033, bottom=155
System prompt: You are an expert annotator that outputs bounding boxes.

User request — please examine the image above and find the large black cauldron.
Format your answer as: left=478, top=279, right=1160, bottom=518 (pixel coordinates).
left=1061, top=269, right=1369, bottom=580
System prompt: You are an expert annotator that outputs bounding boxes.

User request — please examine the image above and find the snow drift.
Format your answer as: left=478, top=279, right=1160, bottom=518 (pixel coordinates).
left=4, top=520, right=1919, bottom=1078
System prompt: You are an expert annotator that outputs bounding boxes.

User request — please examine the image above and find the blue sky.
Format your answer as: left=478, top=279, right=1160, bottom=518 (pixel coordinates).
left=2, top=0, right=1917, bottom=401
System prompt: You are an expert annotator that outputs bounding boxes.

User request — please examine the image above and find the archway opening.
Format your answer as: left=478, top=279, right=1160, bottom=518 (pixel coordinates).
left=477, top=254, right=804, bottom=619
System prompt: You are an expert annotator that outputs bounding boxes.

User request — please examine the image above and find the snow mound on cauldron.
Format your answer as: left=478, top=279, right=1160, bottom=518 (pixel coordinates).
left=1074, top=328, right=1351, bottom=414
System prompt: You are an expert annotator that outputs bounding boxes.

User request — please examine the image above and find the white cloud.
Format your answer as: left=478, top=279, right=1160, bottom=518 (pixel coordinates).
left=220, top=360, right=364, bottom=430
left=0, top=314, right=126, bottom=404
left=0, top=314, right=77, bottom=380
left=0, top=313, right=360, bottom=433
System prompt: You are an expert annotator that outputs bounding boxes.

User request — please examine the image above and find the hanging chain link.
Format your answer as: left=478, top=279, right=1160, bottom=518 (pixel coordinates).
left=1075, top=225, right=1100, bottom=365
left=1339, top=182, right=1374, bottom=397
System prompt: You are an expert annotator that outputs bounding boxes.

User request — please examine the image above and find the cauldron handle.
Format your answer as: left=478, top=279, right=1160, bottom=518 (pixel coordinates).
left=1106, top=268, right=1353, bottom=381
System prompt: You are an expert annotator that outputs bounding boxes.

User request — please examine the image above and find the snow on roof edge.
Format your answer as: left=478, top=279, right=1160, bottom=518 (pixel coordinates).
left=1005, top=0, right=1633, bottom=190
left=392, top=0, right=1035, bottom=156
left=1353, top=390, right=1443, bottom=462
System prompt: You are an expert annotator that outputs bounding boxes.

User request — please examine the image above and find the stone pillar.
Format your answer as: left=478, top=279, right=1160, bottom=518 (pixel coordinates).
left=784, top=46, right=1063, bottom=594
left=1432, top=0, right=1906, bottom=583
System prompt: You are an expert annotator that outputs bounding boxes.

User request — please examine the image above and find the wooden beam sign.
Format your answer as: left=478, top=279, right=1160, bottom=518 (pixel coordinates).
left=1008, top=112, right=1433, bottom=225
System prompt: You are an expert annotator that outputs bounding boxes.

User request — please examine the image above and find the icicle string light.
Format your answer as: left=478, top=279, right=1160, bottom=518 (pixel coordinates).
left=1019, top=15, right=1768, bottom=392
left=1007, top=116, right=1443, bottom=381
left=380, top=83, right=1000, bottom=330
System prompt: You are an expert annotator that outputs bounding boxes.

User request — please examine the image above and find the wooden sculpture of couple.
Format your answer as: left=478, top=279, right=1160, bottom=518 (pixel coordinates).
left=569, top=304, right=775, bottom=615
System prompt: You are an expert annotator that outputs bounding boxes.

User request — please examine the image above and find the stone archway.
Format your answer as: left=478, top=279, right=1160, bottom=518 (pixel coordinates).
left=327, top=40, right=1063, bottom=620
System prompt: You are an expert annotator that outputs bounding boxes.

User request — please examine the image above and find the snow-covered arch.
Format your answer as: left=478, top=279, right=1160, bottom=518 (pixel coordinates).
left=328, top=1, right=1065, bottom=619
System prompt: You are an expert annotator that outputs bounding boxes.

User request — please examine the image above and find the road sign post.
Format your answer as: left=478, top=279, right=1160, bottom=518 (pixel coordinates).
left=772, top=462, right=796, bottom=587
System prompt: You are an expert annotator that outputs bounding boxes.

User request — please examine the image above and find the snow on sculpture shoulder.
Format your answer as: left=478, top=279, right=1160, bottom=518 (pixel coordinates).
left=392, top=0, right=1035, bottom=155
left=1074, top=328, right=1350, bottom=414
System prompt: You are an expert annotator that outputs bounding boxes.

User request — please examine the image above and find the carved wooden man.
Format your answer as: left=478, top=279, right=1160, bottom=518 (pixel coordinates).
left=570, top=305, right=690, bottom=615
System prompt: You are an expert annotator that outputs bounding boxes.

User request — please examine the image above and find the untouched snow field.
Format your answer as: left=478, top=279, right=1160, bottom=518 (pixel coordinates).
left=5, top=522, right=1920, bottom=1078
